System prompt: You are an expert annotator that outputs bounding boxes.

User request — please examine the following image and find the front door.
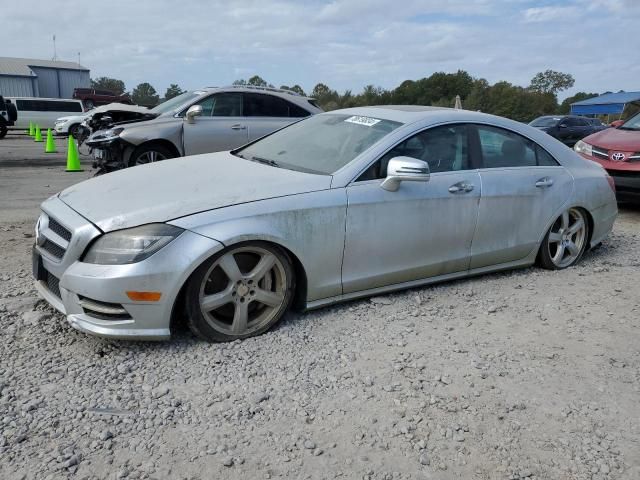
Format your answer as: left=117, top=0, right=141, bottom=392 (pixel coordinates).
left=183, top=93, right=247, bottom=155
left=342, top=124, right=481, bottom=294
left=470, top=124, right=573, bottom=269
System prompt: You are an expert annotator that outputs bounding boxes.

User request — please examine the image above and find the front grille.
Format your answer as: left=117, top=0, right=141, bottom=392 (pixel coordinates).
left=45, top=270, right=61, bottom=299
left=48, top=217, right=72, bottom=241
left=591, top=145, right=609, bottom=160
left=41, top=239, right=66, bottom=259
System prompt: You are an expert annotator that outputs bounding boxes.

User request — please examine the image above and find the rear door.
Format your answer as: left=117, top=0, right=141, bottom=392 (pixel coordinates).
left=470, top=124, right=573, bottom=269
left=243, top=93, right=307, bottom=142
left=182, top=92, right=247, bottom=155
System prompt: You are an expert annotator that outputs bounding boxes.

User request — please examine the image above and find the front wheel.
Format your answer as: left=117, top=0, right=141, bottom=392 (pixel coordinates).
left=129, top=144, right=175, bottom=167
left=185, top=243, right=295, bottom=342
left=538, top=207, right=589, bottom=270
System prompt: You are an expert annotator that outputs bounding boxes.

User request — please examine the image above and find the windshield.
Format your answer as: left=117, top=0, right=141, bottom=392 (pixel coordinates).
left=150, top=91, right=202, bottom=114
left=620, top=112, right=640, bottom=131
left=235, top=113, right=402, bottom=175
left=530, top=116, right=561, bottom=127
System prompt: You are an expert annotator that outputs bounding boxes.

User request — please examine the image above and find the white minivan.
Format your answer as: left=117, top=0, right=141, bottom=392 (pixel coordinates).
left=8, top=97, right=84, bottom=130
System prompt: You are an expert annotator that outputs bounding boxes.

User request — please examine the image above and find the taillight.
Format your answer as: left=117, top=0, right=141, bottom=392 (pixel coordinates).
left=606, top=174, right=616, bottom=192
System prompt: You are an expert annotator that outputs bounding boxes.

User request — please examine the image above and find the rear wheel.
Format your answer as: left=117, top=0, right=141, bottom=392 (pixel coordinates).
left=538, top=207, right=589, bottom=270
left=129, top=143, right=175, bottom=167
left=185, top=243, right=295, bottom=342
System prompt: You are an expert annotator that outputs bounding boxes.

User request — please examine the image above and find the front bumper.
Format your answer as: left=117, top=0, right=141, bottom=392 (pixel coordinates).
left=578, top=153, right=640, bottom=201
left=54, top=124, right=69, bottom=135
left=34, top=196, right=224, bottom=340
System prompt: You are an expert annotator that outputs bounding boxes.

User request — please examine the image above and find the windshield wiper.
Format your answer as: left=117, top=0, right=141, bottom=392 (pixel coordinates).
left=251, top=156, right=279, bottom=167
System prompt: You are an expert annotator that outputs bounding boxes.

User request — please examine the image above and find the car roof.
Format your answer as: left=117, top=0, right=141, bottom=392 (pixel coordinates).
left=325, top=105, right=483, bottom=124
left=192, top=85, right=321, bottom=111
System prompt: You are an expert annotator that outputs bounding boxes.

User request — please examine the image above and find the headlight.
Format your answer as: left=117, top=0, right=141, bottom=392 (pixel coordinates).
left=99, top=127, right=125, bottom=142
left=574, top=140, right=592, bottom=157
left=54, top=119, right=67, bottom=125
left=83, top=224, right=183, bottom=265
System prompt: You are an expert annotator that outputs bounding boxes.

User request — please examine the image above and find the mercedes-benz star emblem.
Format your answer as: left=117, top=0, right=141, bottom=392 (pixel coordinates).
left=611, top=152, right=626, bottom=162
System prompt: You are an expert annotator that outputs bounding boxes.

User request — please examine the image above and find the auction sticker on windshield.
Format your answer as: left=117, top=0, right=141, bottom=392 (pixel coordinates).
left=345, top=115, right=381, bottom=127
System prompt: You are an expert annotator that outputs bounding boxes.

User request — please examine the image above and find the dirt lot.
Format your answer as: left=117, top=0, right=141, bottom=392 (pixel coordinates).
left=0, top=137, right=639, bottom=480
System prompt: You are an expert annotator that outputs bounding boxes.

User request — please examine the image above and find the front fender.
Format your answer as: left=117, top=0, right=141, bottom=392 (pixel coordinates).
left=169, top=189, right=347, bottom=302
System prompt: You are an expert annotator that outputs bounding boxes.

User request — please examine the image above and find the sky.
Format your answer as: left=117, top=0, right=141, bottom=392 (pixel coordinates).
left=2, top=0, right=639, bottom=99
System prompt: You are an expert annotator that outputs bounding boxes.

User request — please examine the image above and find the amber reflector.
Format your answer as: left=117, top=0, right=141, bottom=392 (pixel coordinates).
left=126, top=291, right=162, bottom=302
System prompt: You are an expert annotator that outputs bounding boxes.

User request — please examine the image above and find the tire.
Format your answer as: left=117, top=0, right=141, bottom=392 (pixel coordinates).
left=68, top=124, right=80, bottom=139
left=185, top=242, right=295, bottom=342
left=83, top=99, right=95, bottom=110
left=129, top=143, right=175, bottom=167
left=0, top=123, right=6, bottom=139
left=538, top=207, right=589, bottom=270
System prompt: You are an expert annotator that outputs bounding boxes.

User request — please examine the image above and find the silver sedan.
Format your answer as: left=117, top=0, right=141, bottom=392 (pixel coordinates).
left=33, top=106, right=618, bottom=342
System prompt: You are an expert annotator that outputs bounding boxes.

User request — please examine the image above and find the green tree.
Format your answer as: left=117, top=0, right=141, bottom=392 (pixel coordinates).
left=289, top=84, right=306, bottom=96
left=164, top=83, right=185, bottom=100
left=529, top=70, right=575, bottom=95
left=311, top=83, right=331, bottom=99
left=247, top=75, right=267, bottom=86
left=131, top=82, right=160, bottom=106
left=90, top=77, right=126, bottom=95
left=232, top=79, right=247, bottom=85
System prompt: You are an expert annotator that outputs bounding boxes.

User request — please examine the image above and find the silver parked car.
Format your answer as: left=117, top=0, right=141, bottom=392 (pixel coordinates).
left=34, top=106, right=617, bottom=342
left=85, top=85, right=322, bottom=168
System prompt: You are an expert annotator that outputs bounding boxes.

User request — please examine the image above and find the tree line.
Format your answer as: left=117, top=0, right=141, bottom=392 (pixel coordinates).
left=91, top=70, right=607, bottom=122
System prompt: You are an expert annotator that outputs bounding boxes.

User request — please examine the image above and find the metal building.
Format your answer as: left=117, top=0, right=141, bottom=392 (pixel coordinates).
left=0, top=57, right=90, bottom=98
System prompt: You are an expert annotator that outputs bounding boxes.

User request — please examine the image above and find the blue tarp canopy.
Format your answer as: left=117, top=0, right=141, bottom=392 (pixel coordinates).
left=570, top=91, right=640, bottom=115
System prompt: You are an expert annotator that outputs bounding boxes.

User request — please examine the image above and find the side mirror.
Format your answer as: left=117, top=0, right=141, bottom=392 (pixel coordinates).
left=558, top=123, right=568, bottom=128
left=610, top=120, right=624, bottom=128
left=380, top=157, right=430, bottom=192
left=185, top=105, right=203, bottom=123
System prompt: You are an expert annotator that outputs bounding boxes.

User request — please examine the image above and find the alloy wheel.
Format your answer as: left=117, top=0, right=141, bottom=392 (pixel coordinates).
left=546, top=208, right=587, bottom=268
left=135, top=150, right=167, bottom=165
left=198, top=246, right=288, bottom=336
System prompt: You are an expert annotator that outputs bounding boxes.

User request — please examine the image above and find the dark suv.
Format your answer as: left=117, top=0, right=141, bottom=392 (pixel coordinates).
left=529, top=115, right=607, bottom=147
left=72, top=88, right=132, bottom=109
left=0, top=95, right=17, bottom=139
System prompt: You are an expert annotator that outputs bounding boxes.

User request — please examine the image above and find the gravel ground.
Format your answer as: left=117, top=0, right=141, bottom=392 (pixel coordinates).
left=0, top=155, right=639, bottom=480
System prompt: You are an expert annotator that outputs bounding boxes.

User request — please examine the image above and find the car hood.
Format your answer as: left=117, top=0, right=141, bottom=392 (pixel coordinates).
left=584, top=127, right=640, bottom=151
left=58, top=152, right=333, bottom=232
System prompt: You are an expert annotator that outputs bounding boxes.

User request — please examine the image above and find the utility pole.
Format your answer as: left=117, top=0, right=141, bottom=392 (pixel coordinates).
left=52, top=34, right=58, bottom=61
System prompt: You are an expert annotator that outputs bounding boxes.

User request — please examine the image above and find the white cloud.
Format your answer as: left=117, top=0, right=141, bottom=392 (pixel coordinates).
left=0, top=0, right=638, bottom=99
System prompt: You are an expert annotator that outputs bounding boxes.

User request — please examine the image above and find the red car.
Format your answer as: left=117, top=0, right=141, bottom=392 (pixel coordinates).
left=72, top=88, right=132, bottom=110
left=575, top=112, right=640, bottom=201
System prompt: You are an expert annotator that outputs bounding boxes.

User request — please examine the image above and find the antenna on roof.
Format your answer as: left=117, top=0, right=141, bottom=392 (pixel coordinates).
left=52, top=34, right=58, bottom=61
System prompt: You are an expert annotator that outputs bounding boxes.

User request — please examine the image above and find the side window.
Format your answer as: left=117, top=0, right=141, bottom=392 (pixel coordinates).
left=357, top=124, right=469, bottom=181
left=477, top=125, right=557, bottom=168
left=287, top=101, right=310, bottom=118
left=211, top=93, right=242, bottom=117
left=195, top=95, right=216, bottom=116
left=565, top=117, right=579, bottom=127
left=244, top=93, right=289, bottom=117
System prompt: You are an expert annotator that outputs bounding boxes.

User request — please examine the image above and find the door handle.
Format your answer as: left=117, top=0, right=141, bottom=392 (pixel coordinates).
left=231, top=124, right=247, bottom=130
left=448, top=182, right=474, bottom=194
left=535, top=177, right=554, bottom=188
